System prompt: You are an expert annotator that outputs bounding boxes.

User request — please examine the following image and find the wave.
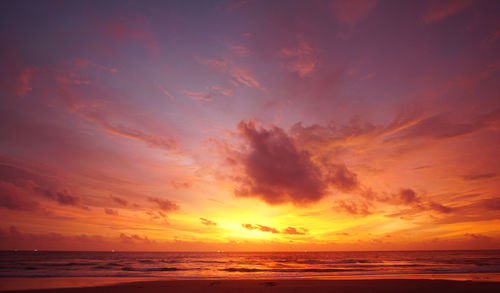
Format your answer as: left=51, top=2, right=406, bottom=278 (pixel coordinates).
left=121, top=267, right=181, bottom=272
left=42, top=262, right=97, bottom=267
left=221, top=268, right=358, bottom=273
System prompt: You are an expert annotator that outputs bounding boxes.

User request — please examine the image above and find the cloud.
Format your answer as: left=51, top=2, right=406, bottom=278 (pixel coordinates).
left=32, top=185, right=81, bottom=207
left=388, top=189, right=453, bottom=214
left=0, top=164, right=87, bottom=209
left=119, top=233, right=151, bottom=244
left=111, top=196, right=129, bottom=206
left=81, top=110, right=179, bottom=151
left=480, top=198, right=500, bottom=210
left=1, top=66, right=35, bottom=97
left=482, top=29, right=500, bottom=48
left=397, top=188, right=421, bottom=205
left=334, top=200, right=371, bottom=216
left=198, top=58, right=263, bottom=90
left=54, top=74, right=180, bottom=154
left=464, top=233, right=493, bottom=242
left=233, top=120, right=360, bottom=206
left=422, top=0, right=475, bottom=24
left=428, top=201, right=453, bottom=213
left=384, top=110, right=500, bottom=141
left=230, top=45, right=251, bottom=56
left=182, top=86, right=232, bottom=102
left=170, top=180, right=192, bottom=190
left=325, top=163, right=358, bottom=192
left=228, top=0, right=252, bottom=10
left=104, top=208, right=119, bottom=216
left=74, top=58, right=117, bottom=73
left=182, top=90, right=213, bottom=102
left=0, top=181, right=39, bottom=211
left=200, top=218, right=217, bottom=226
left=280, top=40, right=318, bottom=77
left=147, top=197, right=179, bottom=212
left=98, top=18, right=159, bottom=54
left=159, top=86, right=174, bottom=99
left=462, top=173, right=497, bottom=181
left=241, top=223, right=254, bottom=230
left=330, top=0, right=379, bottom=25
left=241, top=223, right=279, bottom=233
left=234, top=120, right=325, bottom=206
left=282, top=227, right=308, bottom=235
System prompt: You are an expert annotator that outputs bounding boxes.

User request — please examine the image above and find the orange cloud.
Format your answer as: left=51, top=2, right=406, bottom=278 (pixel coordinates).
left=147, top=197, right=179, bottom=212
left=200, top=218, right=217, bottom=226
left=104, top=208, right=119, bottom=216
left=242, top=224, right=279, bottom=233
left=282, top=226, right=308, bottom=235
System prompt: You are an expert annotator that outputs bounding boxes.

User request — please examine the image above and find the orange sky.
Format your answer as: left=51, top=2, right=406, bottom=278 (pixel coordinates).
left=0, top=0, right=499, bottom=251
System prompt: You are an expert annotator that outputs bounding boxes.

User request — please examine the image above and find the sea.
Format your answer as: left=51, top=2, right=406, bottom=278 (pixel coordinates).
left=1, top=250, right=500, bottom=290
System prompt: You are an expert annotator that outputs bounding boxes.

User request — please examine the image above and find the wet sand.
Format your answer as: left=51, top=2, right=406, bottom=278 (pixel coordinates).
left=2, top=279, right=500, bottom=293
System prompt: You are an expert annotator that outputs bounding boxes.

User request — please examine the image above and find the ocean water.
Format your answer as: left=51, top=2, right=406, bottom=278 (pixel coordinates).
left=1, top=250, right=500, bottom=281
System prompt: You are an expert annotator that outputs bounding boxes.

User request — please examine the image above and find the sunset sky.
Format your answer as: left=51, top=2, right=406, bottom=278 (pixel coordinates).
left=1, top=0, right=499, bottom=251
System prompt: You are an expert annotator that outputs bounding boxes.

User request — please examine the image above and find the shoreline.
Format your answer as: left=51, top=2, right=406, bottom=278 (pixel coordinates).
left=1, top=278, right=500, bottom=292
left=0, top=277, right=500, bottom=293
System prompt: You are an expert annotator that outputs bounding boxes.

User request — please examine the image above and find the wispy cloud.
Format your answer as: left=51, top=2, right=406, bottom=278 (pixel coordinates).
left=422, top=0, right=476, bottom=24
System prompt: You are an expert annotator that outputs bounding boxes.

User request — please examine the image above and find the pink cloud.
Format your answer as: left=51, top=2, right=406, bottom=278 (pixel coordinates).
left=1, top=66, right=35, bottom=97
left=99, top=19, right=159, bottom=54
left=422, top=0, right=476, bottom=24
left=74, top=58, right=117, bottom=73
left=281, top=40, right=318, bottom=77
left=330, top=0, right=379, bottom=25
left=229, top=45, right=251, bottom=56
left=482, top=29, right=500, bottom=48
left=198, top=57, right=263, bottom=89
left=159, top=85, right=174, bottom=99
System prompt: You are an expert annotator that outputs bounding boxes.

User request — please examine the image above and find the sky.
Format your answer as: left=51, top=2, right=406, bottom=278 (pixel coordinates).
left=0, top=0, right=499, bottom=251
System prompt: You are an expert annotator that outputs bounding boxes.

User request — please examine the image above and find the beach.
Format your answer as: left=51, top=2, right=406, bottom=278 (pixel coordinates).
left=2, top=279, right=500, bottom=293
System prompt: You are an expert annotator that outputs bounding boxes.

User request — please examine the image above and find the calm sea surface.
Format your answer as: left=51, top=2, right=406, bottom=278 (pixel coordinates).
left=1, top=250, right=500, bottom=286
